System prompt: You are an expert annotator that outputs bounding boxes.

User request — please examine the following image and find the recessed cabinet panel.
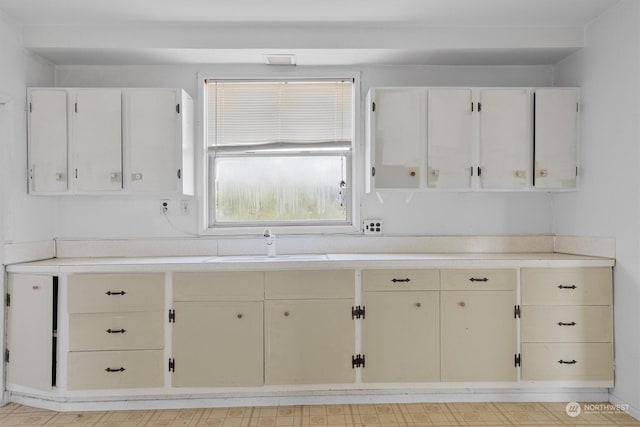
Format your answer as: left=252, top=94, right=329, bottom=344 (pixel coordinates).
left=124, top=90, right=179, bottom=193
left=534, top=88, right=578, bottom=188
left=172, top=301, right=263, bottom=387
left=28, top=89, right=69, bottom=193
left=74, top=89, right=123, bottom=192
left=479, top=89, right=532, bottom=189
left=427, top=89, right=473, bottom=189
left=373, top=89, right=425, bottom=188
left=6, top=274, right=53, bottom=391
left=265, top=299, right=355, bottom=384
left=363, top=292, right=439, bottom=382
left=441, top=290, right=516, bottom=382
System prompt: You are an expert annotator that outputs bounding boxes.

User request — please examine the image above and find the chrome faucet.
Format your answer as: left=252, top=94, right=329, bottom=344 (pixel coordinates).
left=264, top=228, right=277, bottom=257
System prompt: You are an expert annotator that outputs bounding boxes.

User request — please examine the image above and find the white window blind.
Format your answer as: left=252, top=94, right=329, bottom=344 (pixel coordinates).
left=207, top=80, right=353, bottom=147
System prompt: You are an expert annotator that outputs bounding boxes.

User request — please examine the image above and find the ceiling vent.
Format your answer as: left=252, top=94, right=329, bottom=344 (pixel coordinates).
left=264, top=54, right=296, bottom=66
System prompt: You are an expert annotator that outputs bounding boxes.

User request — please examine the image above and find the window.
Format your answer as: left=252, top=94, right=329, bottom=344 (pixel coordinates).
left=206, top=79, right=354, bottom=229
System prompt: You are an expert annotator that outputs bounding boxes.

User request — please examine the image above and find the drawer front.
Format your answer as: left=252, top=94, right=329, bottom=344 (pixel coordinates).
left=521, top=268, right=612, bottom=305
left=173, top=272, right=264, bottom=301
left=521, top=306, right=612, bottom=343
left=67, top=350, right=164, bottom=390
left=69, top=312, right=164, bottom=351
left=265, top=270, right=354, bottom=299
left=441, top=269, right=516, bottom=291
left=362, top=270, right=439, bottom=291
left=68, top=274, right=164, bottom=313
left=521, top=343, right=613, bottom=381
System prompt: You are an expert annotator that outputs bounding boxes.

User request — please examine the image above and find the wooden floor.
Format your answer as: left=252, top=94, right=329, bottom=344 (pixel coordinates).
left=0, top=402, right=638, bottom=426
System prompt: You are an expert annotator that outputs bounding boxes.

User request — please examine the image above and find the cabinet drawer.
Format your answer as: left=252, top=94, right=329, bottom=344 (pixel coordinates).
left=173, top=272, right=264, bottom=301
left=362, top=270, right=439, bottom=291
left=69, top=312, right=164, bottom=351
left=68, top=274, right=164, bottom=313
left=441, top=269, right=516, bottom=291
left=521, top=306, right=612, bottom=343
left=265, top=270, right=354, bottom=299
left=67, top=350, right=164, bottom=390
left=521, top=343, right=613, bottom=381
left=521, top=268, right=612, bottom=305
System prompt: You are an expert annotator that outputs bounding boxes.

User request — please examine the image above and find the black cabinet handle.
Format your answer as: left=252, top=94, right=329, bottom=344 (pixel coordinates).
left=557, top=285, right=577, bottom=289
left=105, top=328, right=127, bottom=334
left=558, top=322, right=576, bottom=327
left=469, top=277, right=489, bottom=282
left=105, top=367, right=126, bottom=373
left=558, top=360, right=577, bottom=365
left=391, top=278, right=411, bottom=283
left=105, top=291, right=127, bottom=296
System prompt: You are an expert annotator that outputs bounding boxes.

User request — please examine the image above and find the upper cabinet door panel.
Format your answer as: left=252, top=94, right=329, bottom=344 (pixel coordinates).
left=74, top=89, right=122, bottom=192
left=479, top=89, right=532, bottom=189
left=534, top=88, right=578, bottom=189
left=373, top=89, right=425, bottom=188
left=28, top=89, right=69, bottom=193
left=124, top=90, right=179, bottom=193
left=427, top=89, right=473, bottom=189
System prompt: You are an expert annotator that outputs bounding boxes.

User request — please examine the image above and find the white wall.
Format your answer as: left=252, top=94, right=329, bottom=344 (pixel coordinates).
left=552, top=0, right=640, bottom=414
left=54, top=64, right=554, bottom=238
left=0, top=11, right=56, bottom=248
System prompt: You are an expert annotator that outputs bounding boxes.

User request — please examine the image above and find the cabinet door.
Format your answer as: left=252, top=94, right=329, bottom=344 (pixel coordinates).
left=265, top=299, right=355, bottom=384
left=372, top=89, right=425, bottom=188
left=534, top=88, right=578, bottom=188
left=479, top=89, right=532, bottom=189
left=441, top=290, right=516, bottom=382
left=6, top=274, right=53, bottom=391
left=74, top=89, right=122, bottom=192
left=362, top=292, right=439, bottom=382
left=28, top=89, right=69, bottom=193
left=427, top=89, right=473, bottom=188
left=172, top=301, right=263, bottom=387
left=124, top=89, right=180, bottom=193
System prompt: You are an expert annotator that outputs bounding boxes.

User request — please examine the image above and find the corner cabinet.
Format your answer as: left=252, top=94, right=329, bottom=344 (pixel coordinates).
left=366, top=86, right=579, bottom=192
left=27, top=87, right=194, bottom=196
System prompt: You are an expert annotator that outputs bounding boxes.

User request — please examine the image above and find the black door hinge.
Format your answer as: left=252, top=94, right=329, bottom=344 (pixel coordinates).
left=5, top=349, right=9, bottom=363
left=477, top=102, right=482, bottom=112
left=471, top=102, right=474, bottom=112
left=477, top=167, right=482, bottom=177
left=372, top=102, right=376, bottom=112
left=577, top=102, right=579, bottom=112
left=371, top=166, right=376, bottom=177
left=352, top=306, right=365, bottom=319
left=352, top=354, right=365, bottom=368
left=168, top=358, right=175, bottom=372
left=515, top=353, right=521, bottom=367
left=176, top=104, right=181, bottom=114
left=514, top=305, right=521, bottom=318
left=5, top=293, right=10, bottom=307
left=576, top=166, right=578, bottom=177
left=74, top=102, right=78, bottom=113
left=29, top=103, right=32, bottom=113
left=168, top=309, right=176, bottom=323
left=470, top=166, right=474, bottom=176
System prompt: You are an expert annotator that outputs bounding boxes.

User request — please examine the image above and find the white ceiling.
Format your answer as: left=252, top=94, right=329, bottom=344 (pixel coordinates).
left=0, top=0, right=621, bottom=66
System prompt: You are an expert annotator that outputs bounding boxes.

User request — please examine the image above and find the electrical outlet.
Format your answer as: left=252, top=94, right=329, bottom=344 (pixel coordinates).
left=363, top=219, right=383, bottom=235
left=160, top=199, right=170, bottom=214
left=180, top=200, right=190, bottom=215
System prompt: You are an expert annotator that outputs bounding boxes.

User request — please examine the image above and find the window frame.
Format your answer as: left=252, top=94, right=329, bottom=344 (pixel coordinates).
left=198, top=72, right=361, bottom=236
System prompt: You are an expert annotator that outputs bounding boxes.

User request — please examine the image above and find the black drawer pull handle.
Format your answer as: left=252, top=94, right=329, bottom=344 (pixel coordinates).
left=469, top=277, right=489, bottom=282
left=105, top=367, right=126, bottom=373
left=391, top=278, right=411, bottom=283
left=105, top=328, right=127, bottom=334
left=557, top=285, right=577, bottom=289
left=558, top=322, right=576, bottom=326
left=558, top=359, right=577, bottom=365
left=105, top=291, right=127, bottom=296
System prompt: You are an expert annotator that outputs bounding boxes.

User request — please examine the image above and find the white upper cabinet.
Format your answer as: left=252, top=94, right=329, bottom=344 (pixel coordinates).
left=479, top=89, right=532, bottom=189
left=74, top=89, right=123, bottom=192
left=370, top=89, right=425, bottom=189
left=27, top=87, right=194, bottom=195
left=534, top=88, right=579, bottom=189
left=28, top=89, right=69, bottom=194
left=365, top=86, right=578, bottom=192
left=427, top=89, right=474, bottom=189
